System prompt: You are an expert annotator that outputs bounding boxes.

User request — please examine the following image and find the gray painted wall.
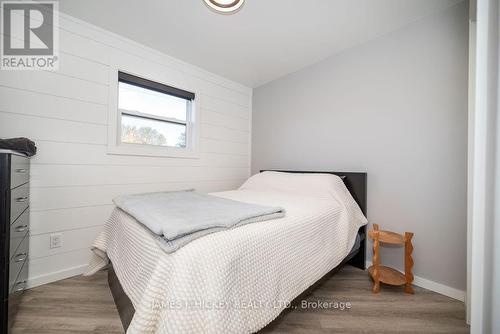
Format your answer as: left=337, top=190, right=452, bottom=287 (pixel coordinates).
left=251, top=2, right=468, bottom=290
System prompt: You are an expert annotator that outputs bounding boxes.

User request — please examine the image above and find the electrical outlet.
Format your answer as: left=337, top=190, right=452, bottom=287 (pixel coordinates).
left=50, top=233, right=63, bottom=249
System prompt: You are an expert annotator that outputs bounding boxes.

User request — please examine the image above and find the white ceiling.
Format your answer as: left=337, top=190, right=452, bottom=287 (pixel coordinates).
left=59, top=0, right=463, bottom=87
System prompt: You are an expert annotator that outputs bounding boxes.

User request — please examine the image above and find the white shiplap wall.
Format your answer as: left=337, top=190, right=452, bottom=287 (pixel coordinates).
left=0, top=12, right=252, bottom=287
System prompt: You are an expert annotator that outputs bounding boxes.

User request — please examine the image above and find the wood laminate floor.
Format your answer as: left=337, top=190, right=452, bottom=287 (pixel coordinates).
left=11, top=265, right=469, bottom=333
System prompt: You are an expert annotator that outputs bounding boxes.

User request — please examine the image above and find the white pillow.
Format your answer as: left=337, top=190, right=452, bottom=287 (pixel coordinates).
left=240, top=171, right=343, bottom=199
left=240, top=171, right=367, bottom=223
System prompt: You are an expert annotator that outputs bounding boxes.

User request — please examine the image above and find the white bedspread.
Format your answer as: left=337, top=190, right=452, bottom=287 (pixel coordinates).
left=86, top=188, right=367, bottom=334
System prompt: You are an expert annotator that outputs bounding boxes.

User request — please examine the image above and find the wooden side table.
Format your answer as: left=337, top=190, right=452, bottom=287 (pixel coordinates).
left=368, top=224, right=414, bottom=294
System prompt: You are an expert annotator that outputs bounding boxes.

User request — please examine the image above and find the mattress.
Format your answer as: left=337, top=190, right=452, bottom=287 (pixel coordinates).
left=87, top=188, right=367, bottom=333
left=349, top=231, right=363, bottom=256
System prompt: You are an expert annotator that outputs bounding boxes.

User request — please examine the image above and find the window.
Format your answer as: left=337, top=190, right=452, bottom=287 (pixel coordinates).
left=117, top=72, right=195, bottom=150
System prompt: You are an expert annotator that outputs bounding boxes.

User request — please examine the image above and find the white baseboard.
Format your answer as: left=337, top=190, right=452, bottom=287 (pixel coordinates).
left=27, top=264, right=88, bottom=289
left=365, top=261, right=465, bottom=302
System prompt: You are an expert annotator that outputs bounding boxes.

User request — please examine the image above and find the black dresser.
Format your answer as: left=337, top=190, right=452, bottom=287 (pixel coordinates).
left=0, top=151, right=30, bottom=333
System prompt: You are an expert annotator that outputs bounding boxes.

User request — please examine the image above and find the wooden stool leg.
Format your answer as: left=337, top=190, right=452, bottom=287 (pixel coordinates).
left=404, top=232, right=414, bottom=294
left=372, top=230, right=380, bottom=293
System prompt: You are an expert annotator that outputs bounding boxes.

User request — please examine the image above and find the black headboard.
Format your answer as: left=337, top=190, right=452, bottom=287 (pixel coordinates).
left=260, top=170, right=367, bottom=215
left=259, top=170, right=367, bottom=270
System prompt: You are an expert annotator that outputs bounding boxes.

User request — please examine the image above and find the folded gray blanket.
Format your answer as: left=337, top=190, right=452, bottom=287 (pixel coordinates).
left=113, top=190, right=285, bottom=253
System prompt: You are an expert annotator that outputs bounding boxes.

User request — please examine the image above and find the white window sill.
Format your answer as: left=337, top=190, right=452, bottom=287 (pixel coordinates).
left=107, top=143, right=200, bottom=159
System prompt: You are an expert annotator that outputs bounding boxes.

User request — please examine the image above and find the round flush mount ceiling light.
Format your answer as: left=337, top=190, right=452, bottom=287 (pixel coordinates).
left=203, top=0, right=245, bottom=14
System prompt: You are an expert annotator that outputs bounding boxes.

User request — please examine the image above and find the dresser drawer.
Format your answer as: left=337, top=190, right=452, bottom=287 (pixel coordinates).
left=8, top=260, right=27, bottom=330
left=10, top=259, right=28, bottom=294
left=10, top=183, right=29, bottom=223
left=10, top=155, right=29, bottom=189
left=10, top=208, right=29, bottom=258
left=9, top=235, right=28, bottom=293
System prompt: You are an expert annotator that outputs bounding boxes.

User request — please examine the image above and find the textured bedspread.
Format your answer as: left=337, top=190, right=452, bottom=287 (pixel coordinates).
left=86, top=188, right=367, bottom=334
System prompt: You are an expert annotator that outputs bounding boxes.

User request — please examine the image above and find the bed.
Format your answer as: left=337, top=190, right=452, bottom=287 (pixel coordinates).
left=87, top=170, right=368, bottom=333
